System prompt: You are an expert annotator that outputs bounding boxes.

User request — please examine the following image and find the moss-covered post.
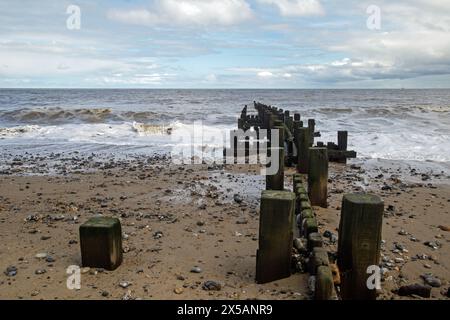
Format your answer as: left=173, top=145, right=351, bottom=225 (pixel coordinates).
left=79, top=217, right=123, bottom=271
left=256, top=190, right=295, bottom=284
left=338, top=194, right=384, bottom=300
left=297, top=127, right=310, bottom=174
left=316, top=266, right=334, bottom=300
left=308, top=147, right=329, bottom=208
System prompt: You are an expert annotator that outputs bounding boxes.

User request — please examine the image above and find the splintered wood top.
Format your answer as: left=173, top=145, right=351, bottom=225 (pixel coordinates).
left=343, top=193, right=383, bottom=205
left=261, top=190, right=296, bottom=201
left=81, top=217, right=120, bottom=228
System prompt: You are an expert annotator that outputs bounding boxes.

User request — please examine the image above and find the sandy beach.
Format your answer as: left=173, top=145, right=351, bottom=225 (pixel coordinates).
left=0, top=153, right=448, bottom=300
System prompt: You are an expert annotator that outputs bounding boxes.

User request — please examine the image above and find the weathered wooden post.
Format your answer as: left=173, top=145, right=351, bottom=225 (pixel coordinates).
left=338, top=194, right=384, bottom=300
left=79, top=217, right=123, bottom=271
left=316, top=266, right=334, bottom=300
left=245, top=135, right=250, bottom=164
left=308, top=147, right=329, bottom=208
left=308, top=119, right=315, bottom=145
left=337, top=131, right=348, bottom=164
left=256, top=190, right=295, bottom=284
left=338, top=131, right=348, bottom=151
left=266, top=125, right=285, bottom=190
left=238, top=118, right=244, bottom=129
left=308, top=232, right=323, bottom=251
left=255, top=126, right=260, bottom=162
left=284, top=110, right=290, bottom=126
left=232, top=131, right=238, bottom=164
left=296, top=127, right=310, bottom=174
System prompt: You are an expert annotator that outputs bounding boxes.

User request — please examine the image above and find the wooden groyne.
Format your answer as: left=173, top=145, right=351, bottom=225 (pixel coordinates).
left=237, top=102, right=384, bottom=300
left=74, top=101, right=383, bottom=300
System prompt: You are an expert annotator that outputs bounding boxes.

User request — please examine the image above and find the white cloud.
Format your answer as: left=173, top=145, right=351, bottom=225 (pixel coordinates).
left=108, top=0, right=253, bottom=27
left=258, top=0, right=324, bottom=17
left=0, top=50, right=125, bottom=77
left=257, top=71, right=274, bottom=78
left=205, top=74, right=217, bottom=82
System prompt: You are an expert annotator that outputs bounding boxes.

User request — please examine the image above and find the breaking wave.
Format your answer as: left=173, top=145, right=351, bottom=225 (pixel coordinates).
left=0, top=107, right=175, bottom=125
left=0, top=125, right=41, bottom=137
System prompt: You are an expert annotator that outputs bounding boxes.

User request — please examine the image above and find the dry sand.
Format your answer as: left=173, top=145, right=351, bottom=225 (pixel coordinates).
left=0, top=153, right=448, bottom=300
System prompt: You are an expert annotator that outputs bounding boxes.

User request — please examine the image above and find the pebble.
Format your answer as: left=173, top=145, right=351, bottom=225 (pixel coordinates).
left=394, top=258, right=405, bottom=264
left=233, top=194, right=243, bottom=204
left=235, top=218, right=248, bottom=225
left=153, top=231, right=163, bottom=239
left=4, top=266, right=17, bottom=277
left=190, top=266, right=202, bottom=273
left=417, top=254, right=428, bottom=260
left=293, top=238, right=308, bottom=254
left=202, top=280, right=222, bottom=291
left=174, top=288, right=184, bottom=294
left=45, top=256, right=55, bottom=263
left=438, top=225, right=450, bottom=232
left=101, top=291, right=109, bottom=297
left=398, top=284, right=431, bottom=298
left=424, top=241, right=439, bottom=250
left=323, top=230, right=333, bottom=238
left=35, top=252, right=47, bottom=259
left=119, top=281, right=131, bottom=288
left=421, top=274, right=441, bottom=288
left=35, top=269, right=47, bottom=275
left=81, top=267, right=90, bottom=274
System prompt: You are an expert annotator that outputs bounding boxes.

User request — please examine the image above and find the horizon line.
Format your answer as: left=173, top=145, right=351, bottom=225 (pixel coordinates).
left=1, top=87, right=449, bottom=90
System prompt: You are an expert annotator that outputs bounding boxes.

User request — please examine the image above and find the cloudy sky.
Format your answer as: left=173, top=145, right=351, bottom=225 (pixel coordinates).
left=0, top=0, right=449, bottom=88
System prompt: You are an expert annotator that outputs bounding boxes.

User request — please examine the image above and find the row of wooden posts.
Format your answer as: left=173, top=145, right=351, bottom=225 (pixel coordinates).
left=248, top=102, right=385, bottom=300
left=74, top=101, right=383, bottom=300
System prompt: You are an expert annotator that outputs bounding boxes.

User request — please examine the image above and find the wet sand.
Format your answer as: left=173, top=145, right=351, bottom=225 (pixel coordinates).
left=0, top=153, right=449, bottom=300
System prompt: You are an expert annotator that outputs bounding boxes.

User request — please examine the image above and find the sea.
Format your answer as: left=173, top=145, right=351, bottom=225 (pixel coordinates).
left=0, top=89, right=449, bottom=171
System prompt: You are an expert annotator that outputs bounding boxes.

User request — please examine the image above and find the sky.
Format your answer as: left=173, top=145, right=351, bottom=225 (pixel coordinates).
left=0, top=0, right=449, bottom=88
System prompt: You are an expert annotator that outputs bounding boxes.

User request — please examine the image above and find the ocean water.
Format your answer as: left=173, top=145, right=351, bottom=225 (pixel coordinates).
left=0, top=89, right=449, bottom=165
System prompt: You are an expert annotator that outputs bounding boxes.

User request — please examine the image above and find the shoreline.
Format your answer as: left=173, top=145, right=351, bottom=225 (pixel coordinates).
left=0, top=154, right=449, bottom=300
